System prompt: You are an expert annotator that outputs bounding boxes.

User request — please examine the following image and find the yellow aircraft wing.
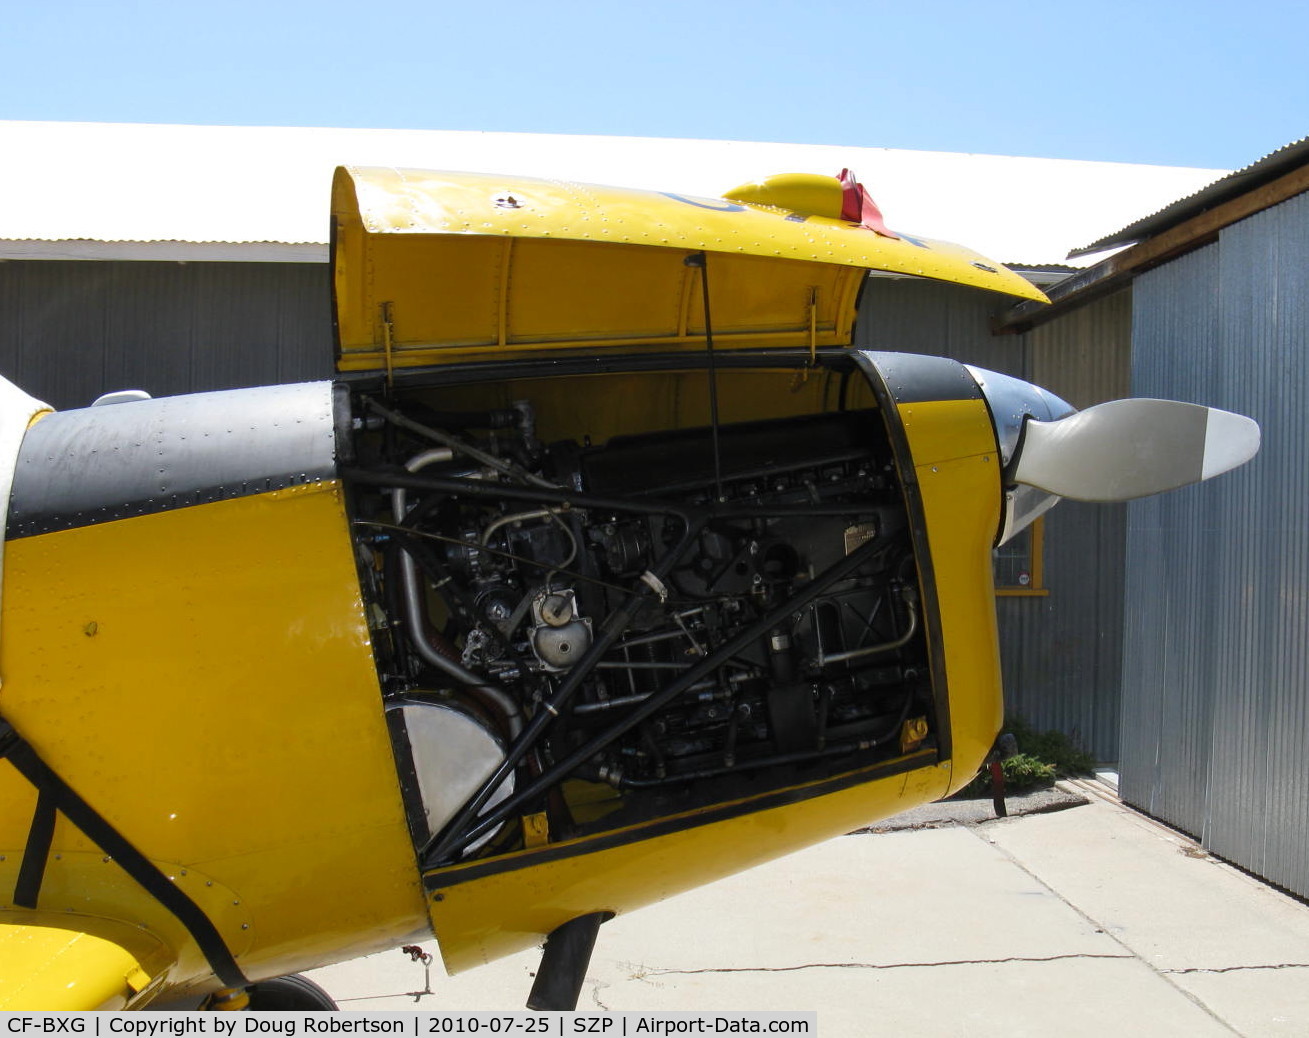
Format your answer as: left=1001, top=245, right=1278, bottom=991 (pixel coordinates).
left=332, top=167, right=1048, bottom=371
left=0, top=925, right=151, bottom=1011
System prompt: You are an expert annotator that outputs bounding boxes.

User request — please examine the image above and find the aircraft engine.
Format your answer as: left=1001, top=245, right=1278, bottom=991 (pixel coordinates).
left=341, top=346, right=1260, bottom=875
left=344, top=383, right=934, bottom=865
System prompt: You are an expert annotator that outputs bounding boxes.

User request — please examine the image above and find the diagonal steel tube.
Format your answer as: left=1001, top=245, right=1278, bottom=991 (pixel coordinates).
left=432, top=534, right=885, bottom=863
left=422, top=515, right=707, bottom=863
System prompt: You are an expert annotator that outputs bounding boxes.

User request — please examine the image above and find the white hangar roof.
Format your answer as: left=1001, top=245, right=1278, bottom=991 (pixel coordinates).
left=0, top=120, right=1227, bottom=269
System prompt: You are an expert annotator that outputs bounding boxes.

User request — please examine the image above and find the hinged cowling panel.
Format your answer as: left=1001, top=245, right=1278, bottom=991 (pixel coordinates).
left=331, top=167, right=1047, bottom=372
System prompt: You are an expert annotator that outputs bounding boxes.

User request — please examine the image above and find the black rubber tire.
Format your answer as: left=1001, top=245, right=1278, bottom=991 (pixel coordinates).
left=245, top=973, right=339, bottom=1011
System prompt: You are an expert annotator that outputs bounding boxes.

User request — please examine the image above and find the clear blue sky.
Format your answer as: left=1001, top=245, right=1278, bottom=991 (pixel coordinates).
left=5, top=0, right=1305, bottom=170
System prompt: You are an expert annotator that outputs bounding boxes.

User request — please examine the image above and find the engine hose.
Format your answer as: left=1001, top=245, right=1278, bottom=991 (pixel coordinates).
left=480, top=508, right=556, bottom=546
left=394, top=536, right=524, bottom=738
left=387, top=448, right=524, bottom=738
left=479, top=508, right=579, bottom=590
left=816, top=587, right=920, bottom=667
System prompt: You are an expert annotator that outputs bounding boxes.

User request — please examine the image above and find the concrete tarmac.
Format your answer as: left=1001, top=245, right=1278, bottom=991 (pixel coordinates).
left=308, top=784, right=1309, bottom=1036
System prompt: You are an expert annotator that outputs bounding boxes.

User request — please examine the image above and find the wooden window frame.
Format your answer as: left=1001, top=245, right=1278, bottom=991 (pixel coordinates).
left=994, top=516, right=1049, bottom=598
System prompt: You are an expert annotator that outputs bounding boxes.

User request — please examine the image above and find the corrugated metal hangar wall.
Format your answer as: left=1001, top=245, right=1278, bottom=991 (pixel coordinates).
left=0, top=260, right=1132, bottom=762
left=0, top=261, right=331, bottom=408
left=1122, top=191, right=1309, bottom=898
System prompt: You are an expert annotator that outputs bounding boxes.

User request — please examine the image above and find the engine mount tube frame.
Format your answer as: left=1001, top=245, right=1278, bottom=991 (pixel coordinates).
left=432, top=533, right=887, bottom=864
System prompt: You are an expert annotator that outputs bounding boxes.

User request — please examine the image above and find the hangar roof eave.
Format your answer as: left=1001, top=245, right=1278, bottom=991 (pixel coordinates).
left=1070, top=136, right=1309, bottom=257
left=0, top=120, right=1228, bottom=269
left=0, top=239, right=326, bottom=262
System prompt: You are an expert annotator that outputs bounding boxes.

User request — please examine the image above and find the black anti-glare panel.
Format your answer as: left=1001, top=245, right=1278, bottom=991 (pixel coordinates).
left=8, top=381, right=339, bottom=538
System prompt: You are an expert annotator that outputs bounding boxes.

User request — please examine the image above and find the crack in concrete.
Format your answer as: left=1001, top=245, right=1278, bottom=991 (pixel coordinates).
left=641, top=952, right=1133, bottom=976
left=1163, top=963, right=1309, bottom=975
left=976, top=828, right=1244, bottom=1036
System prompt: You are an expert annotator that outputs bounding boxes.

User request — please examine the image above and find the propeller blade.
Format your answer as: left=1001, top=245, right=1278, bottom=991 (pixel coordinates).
left=1009, top=398, right=1260, bottom=502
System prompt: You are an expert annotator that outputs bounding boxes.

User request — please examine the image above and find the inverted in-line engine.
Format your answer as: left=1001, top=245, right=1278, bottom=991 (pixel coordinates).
left=344, top=382, right=932, bottom=865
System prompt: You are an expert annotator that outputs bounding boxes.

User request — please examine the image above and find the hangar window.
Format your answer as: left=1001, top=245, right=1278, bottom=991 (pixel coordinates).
left=994, top=517, right=1048, bottom=597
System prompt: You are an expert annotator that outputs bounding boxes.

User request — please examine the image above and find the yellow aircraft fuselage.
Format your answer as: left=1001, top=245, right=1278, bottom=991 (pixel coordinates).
left=0, top=168, right=1047, bottom=1007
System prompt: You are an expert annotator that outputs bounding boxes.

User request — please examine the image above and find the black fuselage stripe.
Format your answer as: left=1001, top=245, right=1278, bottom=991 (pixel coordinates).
left=857, top=351, right=983, bottom=405
left=6, top=382, right=338, bottom=540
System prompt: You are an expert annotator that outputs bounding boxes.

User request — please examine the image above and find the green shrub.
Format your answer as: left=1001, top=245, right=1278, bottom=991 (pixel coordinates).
left=961, top=715, right=1093, bottom=797
left=963, top=753, right=1054, bottom=796
left=999, top=752, right=1056, bottom=787
left=1003, top=715, right=1095, bottom=776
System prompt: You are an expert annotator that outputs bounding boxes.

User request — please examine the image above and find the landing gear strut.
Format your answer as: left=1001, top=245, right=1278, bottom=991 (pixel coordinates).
left=527, top=913, right=611, bottom=1011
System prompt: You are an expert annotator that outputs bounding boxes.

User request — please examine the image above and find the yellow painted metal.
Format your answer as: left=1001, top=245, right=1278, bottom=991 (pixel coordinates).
left=0, top=925, right=144, bottom=1010
left=0, top=363, right=1006, bottom=996
left=0, top=482, right=427, bottom=996
left=723, top=173, right=846, bottom=219
left=520, top=813, right=550, bottom=850
left=413, top=367, right=1003, bottom=973
left=896, top=398, right=1006, bottom=793
left=900, top=717, right=930, bottom=755
left=559, top=781, right=624, bottom=826
left=209, top=987, right=251, bottom=1011
left=332, top=167, right=1048, bottom=370
left=426, top=753, right=947, bottom=972
left=410, top=366, right=847, bottom=451
left=897, top=400, right=997, bottom=468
